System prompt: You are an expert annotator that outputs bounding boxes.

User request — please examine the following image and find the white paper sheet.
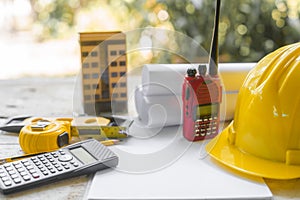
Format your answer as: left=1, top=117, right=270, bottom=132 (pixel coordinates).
left=86, top=123, right=272, bottom=200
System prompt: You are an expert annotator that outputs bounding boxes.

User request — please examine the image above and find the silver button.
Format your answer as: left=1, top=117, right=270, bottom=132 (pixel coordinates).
left=58, top=154, right=73, bottom=162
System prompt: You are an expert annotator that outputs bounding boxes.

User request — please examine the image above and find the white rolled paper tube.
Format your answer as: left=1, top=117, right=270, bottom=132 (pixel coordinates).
left=136, top=63, right=257, bottom=127
left=141, top=64, right=196, bottom=96
left=141, top=63, right=256, bottom=96
left=135, top=87, right=237, bottom=127
left=135, top=86, right=182, bottom=127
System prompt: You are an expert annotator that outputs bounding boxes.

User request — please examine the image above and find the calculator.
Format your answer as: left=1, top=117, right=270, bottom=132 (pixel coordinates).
left=0, top=139, right=118, bottom=194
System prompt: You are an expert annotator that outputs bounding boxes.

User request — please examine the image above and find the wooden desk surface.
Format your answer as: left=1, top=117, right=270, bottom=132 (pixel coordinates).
left=0, top=76, right=300, bottom=200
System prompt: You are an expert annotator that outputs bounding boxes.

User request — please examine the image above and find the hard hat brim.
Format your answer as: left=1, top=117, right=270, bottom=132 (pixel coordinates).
left=206, top=124, right=300, bottom=180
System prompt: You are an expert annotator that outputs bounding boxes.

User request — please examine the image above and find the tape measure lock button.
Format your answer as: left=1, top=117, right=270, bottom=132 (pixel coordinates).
left=57, top=132, right=69, bottom=147
left=31, top=120, right=52, bottom=131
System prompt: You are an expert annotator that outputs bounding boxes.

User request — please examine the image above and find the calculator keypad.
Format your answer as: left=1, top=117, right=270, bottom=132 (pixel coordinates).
left=0, top=150, right=83, bottom=190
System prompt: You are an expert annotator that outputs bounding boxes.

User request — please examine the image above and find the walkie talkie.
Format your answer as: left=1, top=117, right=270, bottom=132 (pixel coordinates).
left=182, top=0, right=222, bottom=141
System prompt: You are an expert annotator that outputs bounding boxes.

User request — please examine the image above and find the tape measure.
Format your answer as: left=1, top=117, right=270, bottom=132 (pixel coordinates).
left=19, top=117, right=131, bottom=154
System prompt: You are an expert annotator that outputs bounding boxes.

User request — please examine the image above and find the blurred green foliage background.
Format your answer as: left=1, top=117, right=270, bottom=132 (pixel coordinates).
left=7, top=0, right=300, bottom=63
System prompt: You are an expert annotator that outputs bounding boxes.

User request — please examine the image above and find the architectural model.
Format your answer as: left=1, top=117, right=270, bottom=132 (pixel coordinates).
left=79, top=31, right=127, bottom=115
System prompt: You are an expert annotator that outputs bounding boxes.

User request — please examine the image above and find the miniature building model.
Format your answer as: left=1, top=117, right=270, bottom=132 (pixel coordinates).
left=79, top=31, right=127, bottom=115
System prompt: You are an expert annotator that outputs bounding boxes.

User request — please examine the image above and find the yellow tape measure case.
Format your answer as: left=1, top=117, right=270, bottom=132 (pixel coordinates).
left=19, top=118, right=72, bottom=154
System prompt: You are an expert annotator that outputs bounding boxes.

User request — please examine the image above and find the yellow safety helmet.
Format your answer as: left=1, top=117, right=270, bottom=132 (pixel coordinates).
left=206, top=42, right=300, bottom=179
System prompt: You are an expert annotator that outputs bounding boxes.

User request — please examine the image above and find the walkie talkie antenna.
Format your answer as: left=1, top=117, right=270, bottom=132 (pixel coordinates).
left=208, top=0, right=221, bottom=76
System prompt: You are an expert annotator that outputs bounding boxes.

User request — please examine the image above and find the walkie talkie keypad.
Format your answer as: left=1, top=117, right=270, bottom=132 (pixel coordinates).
left=194, top=116, right=218, bottom=137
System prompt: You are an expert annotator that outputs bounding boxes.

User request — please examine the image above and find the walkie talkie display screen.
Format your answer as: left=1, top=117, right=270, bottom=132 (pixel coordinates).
left=194, top=103, right=219, bottom=120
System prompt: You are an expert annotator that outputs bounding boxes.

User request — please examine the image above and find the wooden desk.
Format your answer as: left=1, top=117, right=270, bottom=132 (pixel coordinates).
left=0, top=77, right=300, bottom=199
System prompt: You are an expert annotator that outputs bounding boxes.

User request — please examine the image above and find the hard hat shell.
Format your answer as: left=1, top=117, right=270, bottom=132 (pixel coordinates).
left=206, top=42, right=300, bottom=179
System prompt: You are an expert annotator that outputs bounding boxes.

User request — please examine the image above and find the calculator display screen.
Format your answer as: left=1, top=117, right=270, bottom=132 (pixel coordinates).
left=70, top=147, right=97, bottom=164
left=194, top=103, right=219, bottom=119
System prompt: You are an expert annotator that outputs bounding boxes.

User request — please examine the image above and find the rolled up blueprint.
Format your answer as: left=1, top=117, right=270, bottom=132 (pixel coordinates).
left=135, top=87, right=239, bottom=127
left=141, top=63, right=256, bottom=96
left=135, top=63, right=256, bottom=127
left=135, top=86, right=182, bottom=127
